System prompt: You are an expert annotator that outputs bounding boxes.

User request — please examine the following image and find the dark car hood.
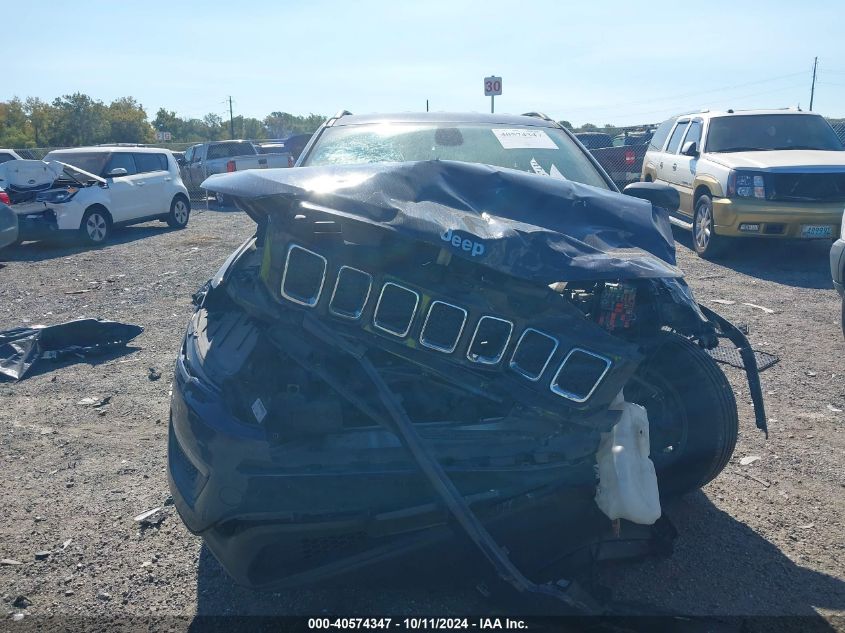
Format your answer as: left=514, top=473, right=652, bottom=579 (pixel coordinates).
left=202, top=160, right=682, bottom=284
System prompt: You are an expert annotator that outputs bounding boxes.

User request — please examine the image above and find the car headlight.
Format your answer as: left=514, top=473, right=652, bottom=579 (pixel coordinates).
left=727, top=170, right=766, bottom=200
left=36, top=187, right=78, bottom=204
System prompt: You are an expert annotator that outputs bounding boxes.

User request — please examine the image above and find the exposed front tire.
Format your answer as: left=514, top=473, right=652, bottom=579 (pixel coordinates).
left=167, top=195, right=191, bottom=228
left=692, top=194, right=727, bottom=259
left=626, top=332, right=738, bottom=497
left=79, top=206, right=111, bottom=245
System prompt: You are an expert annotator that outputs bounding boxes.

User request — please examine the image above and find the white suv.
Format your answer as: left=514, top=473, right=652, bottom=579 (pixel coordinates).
left=1, top=146, right=190, bottom=245
left=641, top=109, right=845, bottom=257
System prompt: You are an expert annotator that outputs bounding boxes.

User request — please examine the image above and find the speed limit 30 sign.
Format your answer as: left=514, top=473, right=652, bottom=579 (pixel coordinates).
left=484, top=76, right=502, bottom=96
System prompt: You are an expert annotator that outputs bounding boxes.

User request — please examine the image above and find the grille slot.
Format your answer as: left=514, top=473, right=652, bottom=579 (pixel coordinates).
left=550, top=348, right=612, bottom=402
left=329, top=266, right=372, bottom=320
left=770, top=172, right=845, bottom=202
left=467, top=316, right=513, bottom=365
left=373, top=283, right=420, bottom=337
left=420, top=301, right=467, bottom=353
left=281, top=245, right=327, bottom=307
left=509, top=328, right=558, bottom=381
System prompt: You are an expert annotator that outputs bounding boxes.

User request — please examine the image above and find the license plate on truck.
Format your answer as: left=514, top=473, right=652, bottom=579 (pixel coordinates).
left=801, top=225, right=833, bottom=238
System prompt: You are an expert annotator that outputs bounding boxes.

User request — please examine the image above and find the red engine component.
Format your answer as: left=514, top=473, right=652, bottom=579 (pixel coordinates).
left=597, top=283, right=637, bottom=331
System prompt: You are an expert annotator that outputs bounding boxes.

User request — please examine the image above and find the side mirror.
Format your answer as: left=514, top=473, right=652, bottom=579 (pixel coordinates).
left=681, top=141, right=699, bottom=157
left=623, top=181, right=680, bottom=212
left=106, top=167, right=128, bottom=178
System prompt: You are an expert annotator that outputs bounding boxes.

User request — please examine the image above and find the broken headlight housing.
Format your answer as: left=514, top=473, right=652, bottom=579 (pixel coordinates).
left=36, top=187, right=78, bottom=204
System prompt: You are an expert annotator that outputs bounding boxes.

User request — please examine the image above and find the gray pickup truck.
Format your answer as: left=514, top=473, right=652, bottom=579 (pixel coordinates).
left=178, top=140, right=291, bottom=195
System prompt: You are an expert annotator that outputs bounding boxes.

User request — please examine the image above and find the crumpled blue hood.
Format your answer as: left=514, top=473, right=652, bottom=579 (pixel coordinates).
left=203, top=160, right=682, bottom=284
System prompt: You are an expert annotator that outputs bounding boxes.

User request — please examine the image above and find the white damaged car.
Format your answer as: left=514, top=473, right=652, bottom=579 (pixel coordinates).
left=0, top=147, right=191, bottom=245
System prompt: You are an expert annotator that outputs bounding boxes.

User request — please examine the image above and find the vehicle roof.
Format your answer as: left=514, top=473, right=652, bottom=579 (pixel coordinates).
left=330, top=112, right=561, bottom=128
left=46, top=146, right=174, bottom=154
left=676, top=109, right=820, bottom=120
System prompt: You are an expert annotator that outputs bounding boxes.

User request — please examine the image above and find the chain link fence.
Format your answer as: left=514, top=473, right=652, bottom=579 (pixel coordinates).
left=570, top=124, right=657, bottom=189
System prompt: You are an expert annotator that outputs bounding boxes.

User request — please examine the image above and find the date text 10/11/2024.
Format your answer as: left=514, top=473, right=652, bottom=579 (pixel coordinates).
left=307, top=618, right=528, bottom=630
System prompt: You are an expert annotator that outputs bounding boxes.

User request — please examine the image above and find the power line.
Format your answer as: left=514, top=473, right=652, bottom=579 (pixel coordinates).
left=601, top=82, right=808, bottom=123
left=560, top=70, right=808, bottom=114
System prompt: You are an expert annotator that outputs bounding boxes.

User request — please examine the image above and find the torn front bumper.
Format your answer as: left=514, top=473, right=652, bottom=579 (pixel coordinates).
left=15, top=207, right=61, bottom=241
left=168, top=307, right=607, bottom=588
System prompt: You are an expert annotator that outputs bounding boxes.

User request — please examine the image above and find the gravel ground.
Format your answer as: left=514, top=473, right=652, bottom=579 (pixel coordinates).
left=1, top=207, right=843, bottom=629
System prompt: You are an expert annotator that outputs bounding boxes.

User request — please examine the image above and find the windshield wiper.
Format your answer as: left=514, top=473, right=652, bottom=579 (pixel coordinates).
left=771, top=145, right=835, bottom=151
left=712, top=147, right=771, bottom=153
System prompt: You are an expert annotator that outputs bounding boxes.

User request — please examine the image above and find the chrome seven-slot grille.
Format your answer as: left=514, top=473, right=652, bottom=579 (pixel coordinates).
left=280, top=243, right=613, bottom=404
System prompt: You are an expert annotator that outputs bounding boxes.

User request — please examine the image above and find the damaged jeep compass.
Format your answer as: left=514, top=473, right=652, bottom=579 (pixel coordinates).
left=168, top=112, right=769, bottom=606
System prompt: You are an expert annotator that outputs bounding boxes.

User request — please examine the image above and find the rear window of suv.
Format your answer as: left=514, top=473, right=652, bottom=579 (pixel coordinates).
left=707, top=114, right=844, bottom=152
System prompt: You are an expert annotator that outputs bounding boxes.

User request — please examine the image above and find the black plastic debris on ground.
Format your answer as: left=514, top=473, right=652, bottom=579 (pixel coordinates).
left=707, top=343, right=779, bottom=372
left=0, top=319, right=143, bottom=381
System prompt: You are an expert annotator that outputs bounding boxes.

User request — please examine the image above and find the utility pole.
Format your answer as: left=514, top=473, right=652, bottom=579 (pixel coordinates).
left=228, top=96, right=235, bottom=138
left=810, top=57, right=818, bottom=111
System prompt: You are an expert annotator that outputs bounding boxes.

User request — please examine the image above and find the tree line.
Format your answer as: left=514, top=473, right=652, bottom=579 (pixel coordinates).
left=0, top=93, right=326, bottom=148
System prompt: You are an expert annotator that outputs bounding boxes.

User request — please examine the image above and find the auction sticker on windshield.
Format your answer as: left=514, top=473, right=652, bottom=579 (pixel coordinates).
left=492, top=128, right=557, bottom=149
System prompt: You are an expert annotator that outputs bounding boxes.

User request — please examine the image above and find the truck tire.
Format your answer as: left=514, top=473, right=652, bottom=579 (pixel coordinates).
left=692, top=193, right=728, bottom=259
left=626, top=332, right=738, bottom=497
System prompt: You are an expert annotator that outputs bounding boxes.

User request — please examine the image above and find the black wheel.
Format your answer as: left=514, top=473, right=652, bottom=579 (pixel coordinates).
left=625, top=332, right=738, bottom=497
left=692, top=194, right=727, bottom=259
left=79, top=207, right=111, bottom=245
left=167, top=195, right=190, bottom=228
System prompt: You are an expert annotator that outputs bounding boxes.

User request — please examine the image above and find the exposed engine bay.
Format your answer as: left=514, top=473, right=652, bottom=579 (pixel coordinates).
left=0, top=159, right=104, bottom=204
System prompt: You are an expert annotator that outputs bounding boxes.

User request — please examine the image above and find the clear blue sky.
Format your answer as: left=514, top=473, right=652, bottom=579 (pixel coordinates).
left=6, top=0, right=844, bottom=126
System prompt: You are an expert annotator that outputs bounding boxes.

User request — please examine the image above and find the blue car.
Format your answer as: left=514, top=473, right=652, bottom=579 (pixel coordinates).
left=168, top=112, right=768, bottom=599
